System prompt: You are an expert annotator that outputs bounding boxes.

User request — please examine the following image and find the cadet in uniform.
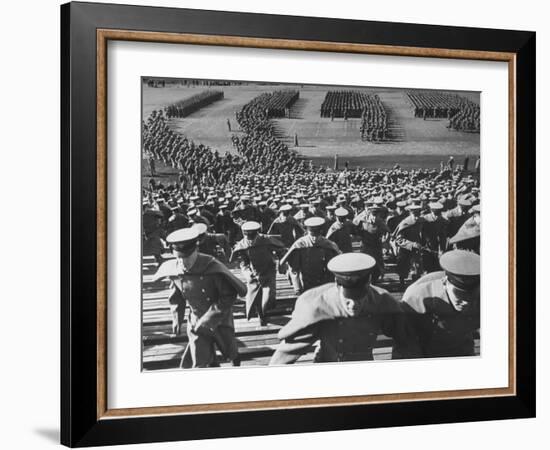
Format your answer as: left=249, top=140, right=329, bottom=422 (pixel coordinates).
left=267, top=204, right=304, bottom=247
left=387, top=200, right=408, bottom=233
left=448, top=204, right=480, bottom=254
left=400, top=250, right=480, bottom=358
left=142, top=208, right=165, bottom=264
left=193, top=222, right=231, bottom=262
left=393, top=204, right=425, bottom=287
left=421, top=202, right=449, bottom=272
left=187, top=207, right=211, bottom=229
left=294, top=203, right=313, bottom=227
left=269, top=253, right=420, bottom=364
left=153, top=228, right=247, bottom=368
left=280, top=217, right=341, bottom=295
left=230, top=221, right=286, bottom=326
left=257, top=201, right=276, bottom=233
left=166, top=206, right=189, bottom=234
left=445, top=198, right=472, bottom=239
left=155, top=198, right=172, bottom=224
left=326, top=207, right=355, bottom=253
left=353, top=203, right=390, bottom=282
left=214, top=204, right=239, bottom=245
left=323, top=205, right=337, bottom=234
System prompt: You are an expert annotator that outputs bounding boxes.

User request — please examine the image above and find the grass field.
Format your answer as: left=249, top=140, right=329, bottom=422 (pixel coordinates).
left=142, top=82, right=480, bottom=179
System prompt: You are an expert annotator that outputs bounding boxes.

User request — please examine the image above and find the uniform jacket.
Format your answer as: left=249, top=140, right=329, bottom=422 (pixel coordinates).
left=267, top=216, right=304, bottom=247
left=400, top=271, right=480, bottom=358
left=392, top=215, right=425, bottom=251
left=269, top=283, right=420, bottom=364
left=153, top=254, right=246, bottom=341
left=258, top=208, right=277, bottom=233
left=353, top=213, right=390, bottom=262
left=279, top=235, right=341, bottom=292
left=421, top=213, right=449, bottom=252
left=230, top=235, right=286, bottom=318
left=449, top=217, right=480, bottom=253
left=166, top=213, right=189, bottom=234
left=387, top=211, right=407, bottom=233
left=444, top=206, right=469, bottom=237
left=326, top=220, right=355, bottom=253
left=230, top=234, right=286, bottom=279
left=199, top=233, right=230, bottom=259
left=214, top=212, right=237, bottom=236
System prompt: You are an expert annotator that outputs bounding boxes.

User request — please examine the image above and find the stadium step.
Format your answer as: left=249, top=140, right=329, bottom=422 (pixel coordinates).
left=142, top=251, right=407, bottom=371
left=141, top=249, right=476, bottom=371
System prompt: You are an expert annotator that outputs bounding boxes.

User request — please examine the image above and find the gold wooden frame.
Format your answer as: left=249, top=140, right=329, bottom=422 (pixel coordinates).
left=96, top=29, right=516, bottom=420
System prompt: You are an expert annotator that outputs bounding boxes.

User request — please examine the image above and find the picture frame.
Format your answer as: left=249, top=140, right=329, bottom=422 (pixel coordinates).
left=60, top=1, right=535, bottom=447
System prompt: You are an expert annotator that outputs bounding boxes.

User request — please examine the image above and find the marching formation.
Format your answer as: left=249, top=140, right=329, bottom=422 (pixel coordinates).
left=447, top=103, right=480, bottom=133
left=359, top=94, right=388, bottom=141
left=232, top=91, right=308, bottom=174
left=143, top=110, right=245, bottom=186
left=144, top=164, right=481, bottom=368
left=321, top=91, right=372, bottom=118
left=406, top=91, right=480, bottom=132
left=164, top=90, right=224, bottom=118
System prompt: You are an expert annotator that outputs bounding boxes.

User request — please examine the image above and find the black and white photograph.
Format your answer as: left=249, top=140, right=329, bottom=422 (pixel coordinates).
left=141, top=78, right=481, bottom=370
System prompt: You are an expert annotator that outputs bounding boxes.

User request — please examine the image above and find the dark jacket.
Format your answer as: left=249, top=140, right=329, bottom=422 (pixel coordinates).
left=280, top=235, right=341, bottom=292
left=269, top=283, right=420, bottom=364
left=400, top=271, right=480, bottom=358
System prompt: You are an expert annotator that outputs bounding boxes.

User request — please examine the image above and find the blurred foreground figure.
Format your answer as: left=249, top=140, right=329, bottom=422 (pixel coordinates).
left=400, top=250, right=480, bottom=358
left=269, top=253, right=420, bottom=364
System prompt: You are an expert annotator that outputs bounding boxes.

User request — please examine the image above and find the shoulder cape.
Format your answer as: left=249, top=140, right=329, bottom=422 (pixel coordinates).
left=400, top=271, right=446, bottom=314
left=449, top=218, right=480, bottom=243
left=326, top=221, right=343, bottom=238
left=153, top=253, right=247, bottom=297
left=269, top=215, right=302, bottom=228
left=279, top=235, right=340, bottom=266
left=278, top=283, right=398, bottom=340
left=392, top=215, right=423, bottom=236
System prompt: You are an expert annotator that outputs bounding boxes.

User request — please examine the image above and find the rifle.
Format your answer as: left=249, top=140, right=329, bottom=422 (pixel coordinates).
left=416, top=245, right=439, bottom=255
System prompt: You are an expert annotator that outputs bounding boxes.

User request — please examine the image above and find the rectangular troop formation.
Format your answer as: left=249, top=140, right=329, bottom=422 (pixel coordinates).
left=164, top=89, right=224, bottom=118
left=321, top=90, right=372, bottom=118
left=242, top=90, right=299, bottom=119
left=320, top=91, right=388, bottom=141
left=406, top=91, right=480, bottom=132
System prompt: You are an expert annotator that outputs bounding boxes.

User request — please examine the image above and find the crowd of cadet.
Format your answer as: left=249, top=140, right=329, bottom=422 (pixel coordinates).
left=359, top=94, right=388, bottom=141
left=447, top=103, right=481, bottom=133
left=406, top=91, right=481, bottom=132
left=164, top=90, right=224, bottom=119
left=144, top=164, right=481, bottom=368
left=142, top=87, right=481, bottom=369
left=231, top=91, right=308, bottom=174
left=321, top=91, right=372, bottom=118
